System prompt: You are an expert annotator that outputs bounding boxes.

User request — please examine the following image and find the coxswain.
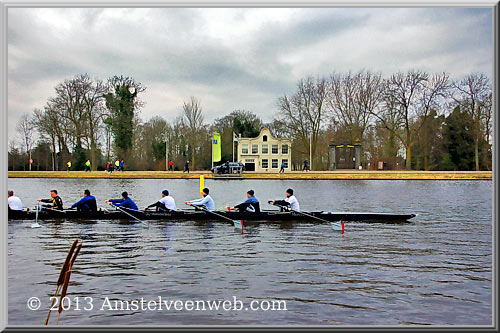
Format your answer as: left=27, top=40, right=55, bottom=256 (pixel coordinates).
left=38, top=189, right=63, bottom=210
left=71, top=189, right=97, bottom=212
left=8, top=190, right=23, bottom=211
left=184, top=188, right=215, bottom=211
left=105, top=191, right=138, bottom=211
left=145, top=190, right=176, bottom=212
left=231, top=189, right=260, bottom=212
left=268, top=188, right=300, bottom=212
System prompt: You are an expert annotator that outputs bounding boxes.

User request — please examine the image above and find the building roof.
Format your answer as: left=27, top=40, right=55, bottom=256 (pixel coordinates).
left=240, top=128, right=291, bottom=143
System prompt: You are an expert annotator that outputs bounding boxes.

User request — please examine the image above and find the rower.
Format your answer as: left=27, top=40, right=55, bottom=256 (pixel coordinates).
left=145, top=190, right=177, bottom=212
left=8, top=190, right=23, bottom=211
left=231, top=189, right=260, bottom=213
left=38, top=189, right=63, bottom=211
left=71, top=189, right=97, bottom=212
left=105, top=191, right=138, bottom=211
left=184, top=188, right=215, bottom=211
left=268, top=188, right=300, bottom=212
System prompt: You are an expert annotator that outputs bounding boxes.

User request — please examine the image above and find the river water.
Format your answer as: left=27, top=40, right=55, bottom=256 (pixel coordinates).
left=7, top=178, right=493, bottom=326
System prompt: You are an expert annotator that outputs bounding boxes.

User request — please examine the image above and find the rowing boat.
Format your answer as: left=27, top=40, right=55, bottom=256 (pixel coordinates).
left=8, top=208, right=416, bottom=223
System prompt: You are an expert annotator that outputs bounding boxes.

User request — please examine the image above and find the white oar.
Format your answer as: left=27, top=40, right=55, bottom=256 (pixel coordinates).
left=188, top=203, right=243, bottom=229
left=31, top=203, right=41, bottom=228
left=108, top=202, right=149, bottom=229
left=272, top=202, right=343, bottom=231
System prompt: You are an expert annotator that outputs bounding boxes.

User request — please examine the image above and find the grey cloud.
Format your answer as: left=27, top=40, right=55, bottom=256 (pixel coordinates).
left=7, top=7, right=493, bottom=140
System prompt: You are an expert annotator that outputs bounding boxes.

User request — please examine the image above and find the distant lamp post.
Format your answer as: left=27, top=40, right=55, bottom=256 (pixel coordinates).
left=164, top=133, right=168, bottom=171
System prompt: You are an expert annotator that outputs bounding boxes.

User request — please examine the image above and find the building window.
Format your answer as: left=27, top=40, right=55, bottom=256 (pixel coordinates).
left=282, top=144, right=288, bottom=154
left=262, top=144, right=268, bottom=154
left=242, top=144, right=249, bottom=154
left=263, top=135, right=267, bottom=142
left=282, top=159, right=288, bottom=168
left=272, top=144, right=278, bottom=154
left=252, top=144, right=258, bottom=154
left=272, top=159, right=278, bottom=168
left=262, top=159, right=268, bottom=168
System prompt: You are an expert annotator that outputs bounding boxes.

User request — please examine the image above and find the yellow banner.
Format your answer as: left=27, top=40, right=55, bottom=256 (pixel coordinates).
left=212, top=133, right=221, bottom=162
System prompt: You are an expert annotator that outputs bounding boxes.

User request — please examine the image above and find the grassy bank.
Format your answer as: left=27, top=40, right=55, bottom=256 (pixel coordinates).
left=8, top=170, right=492, bottom=180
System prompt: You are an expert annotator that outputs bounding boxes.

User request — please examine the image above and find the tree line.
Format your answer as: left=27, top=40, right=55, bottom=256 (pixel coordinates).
left=9, top=70, right=492, bottom=171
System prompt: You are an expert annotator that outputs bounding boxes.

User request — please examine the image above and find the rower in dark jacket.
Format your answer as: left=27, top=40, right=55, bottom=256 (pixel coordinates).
left=105, top=191, right=138, bottom=211
left=71, top=189, right=97, bottom=212
left=38, top=189, right=63, bottom=210
left=232, top=190, right=260, bottom=212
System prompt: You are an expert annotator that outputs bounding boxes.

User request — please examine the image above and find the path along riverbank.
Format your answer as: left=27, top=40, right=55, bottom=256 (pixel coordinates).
left=8, top=170, right=492, bottom=180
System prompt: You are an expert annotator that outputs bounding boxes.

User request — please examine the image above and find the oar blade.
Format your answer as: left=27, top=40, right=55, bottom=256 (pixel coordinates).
left=331, top=222, right=342, bottom=231
left=233, top=220, right=243, bottom=229
left=31, top=222, right=41, bottom=228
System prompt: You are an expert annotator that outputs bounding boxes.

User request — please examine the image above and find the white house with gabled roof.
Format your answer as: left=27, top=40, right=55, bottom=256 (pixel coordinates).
left=237, top=128, right=292, bottom=172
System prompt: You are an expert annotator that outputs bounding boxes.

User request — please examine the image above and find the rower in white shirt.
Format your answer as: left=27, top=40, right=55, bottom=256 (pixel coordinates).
left=145, top=189, right=177, bottom=211
left=268, top=188, right=300, bottom=211
left=184, top=188, right=215, bottom=211
left=8, top=190, right=23, bottom=211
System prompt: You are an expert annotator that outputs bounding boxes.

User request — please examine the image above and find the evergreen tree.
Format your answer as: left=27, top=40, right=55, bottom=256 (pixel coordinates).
left=104, top=76, right=145, bottom=165
left=442, top=106, right=475, bottom=170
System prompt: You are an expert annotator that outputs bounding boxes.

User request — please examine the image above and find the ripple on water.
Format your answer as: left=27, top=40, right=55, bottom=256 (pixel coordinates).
left=7, top=179, right=493, bottom=325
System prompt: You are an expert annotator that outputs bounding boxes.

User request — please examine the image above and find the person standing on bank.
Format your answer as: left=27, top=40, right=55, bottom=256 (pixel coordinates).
left=85, top=159, right=91, bottom=172
left=268, top=188, right=300, bottom=212
left=67, top=161, right=71, bottom=172
left=120, top=160, right=124, bottom=172
left=303, top=158, right=309, bottom=172
left=168, top=160, right=174, bottom=171
left=279, top=161, right=285, bottom=174
left=145, top=190, right=177, bottom=212
left=184, top=161, right=190, bottom=174
left=185, top=188, right=215, bottom=211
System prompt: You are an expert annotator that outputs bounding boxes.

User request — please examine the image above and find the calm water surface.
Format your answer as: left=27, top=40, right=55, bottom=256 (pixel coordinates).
left=7, top=178, right=493, bottom=325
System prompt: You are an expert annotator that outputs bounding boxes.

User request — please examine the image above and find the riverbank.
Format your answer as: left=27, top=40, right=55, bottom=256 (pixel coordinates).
left=8, top=170, right=492, bottom=180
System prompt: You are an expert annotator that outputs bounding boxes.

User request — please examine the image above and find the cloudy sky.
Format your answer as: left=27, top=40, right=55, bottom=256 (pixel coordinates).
left=8, top=7, right=493, bottom=140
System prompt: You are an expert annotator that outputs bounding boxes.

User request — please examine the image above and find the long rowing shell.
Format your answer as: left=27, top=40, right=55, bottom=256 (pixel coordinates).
left=8, top=208, right=416, bottom=223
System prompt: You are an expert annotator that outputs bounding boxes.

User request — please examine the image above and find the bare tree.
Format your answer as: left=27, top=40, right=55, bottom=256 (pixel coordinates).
left=182, top=96, right=205, bottom=169
left=372, top=70, right=449, bottom=170
left=16, top=113, right=36, bottom=170
left=82, top=76, right=108, bottom=170
left=328, top=70, right=384, bottom=143
left=276, top=76, right=328, bottom=169
left=451, top=73, right=492, bottom=170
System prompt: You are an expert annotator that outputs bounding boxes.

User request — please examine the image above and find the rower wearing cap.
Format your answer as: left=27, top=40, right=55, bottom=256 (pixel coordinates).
left=38, top=190, right=63, bottom=211
left=105, top=191, right=138, bottom=211
left=71, top=189, right=97, bottom=212
left=268, top=188, right=300, bottom=211
left=184, top=188, right=215, bottom=211
left=145, top=190, right=177, bottom=212
left=232, top=190, right=260, bottom=213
